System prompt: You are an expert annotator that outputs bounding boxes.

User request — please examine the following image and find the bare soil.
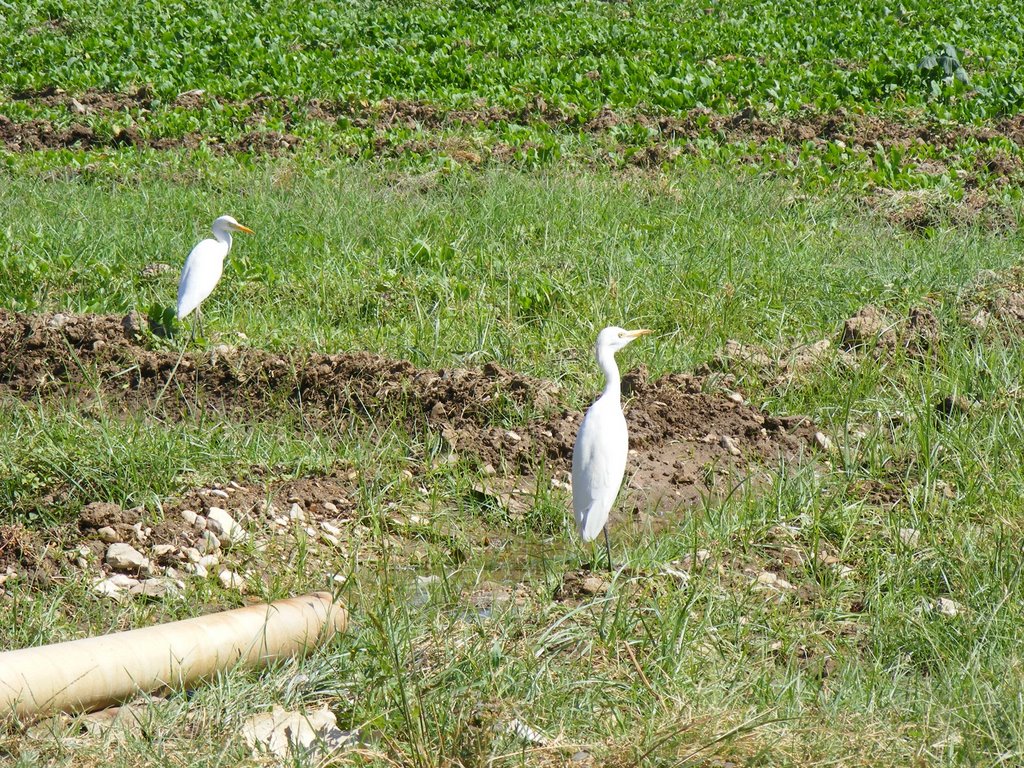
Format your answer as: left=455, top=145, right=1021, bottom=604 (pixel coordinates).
left=0, top=309, right=818, bottom=523
left=0, top=114, right=299, bottom=154
left=5, top=89, right=1024, bottom=162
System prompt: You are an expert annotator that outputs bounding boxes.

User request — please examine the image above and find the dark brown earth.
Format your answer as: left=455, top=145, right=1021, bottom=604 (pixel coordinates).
left=0, top=309, right=818, bottom=524
left=0, top=114, right=299, bottom=155
left=5, top=88, right=1024, bottom=163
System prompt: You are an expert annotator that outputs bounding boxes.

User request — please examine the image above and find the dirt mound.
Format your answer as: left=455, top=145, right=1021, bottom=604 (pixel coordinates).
left=6, top=90, right=1024, bottom=173
left=442, top=368, right=817, bottom=517
left=0, top=309, right=559, bottom=428
left=0, top=114, right=299, bottom=154
left=0, top=310, right=818, bottom=521
left=959, top=267, right=1024, bottom=334
left=839, top=304, right=939, bottom=356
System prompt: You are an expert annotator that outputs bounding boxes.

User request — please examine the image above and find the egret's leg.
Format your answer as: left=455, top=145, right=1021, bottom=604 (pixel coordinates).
left=188, top=314, right=197, bottom=343
left=603, top=526, right=613, bottom=573
left=196, top=307, right=204, bottom=340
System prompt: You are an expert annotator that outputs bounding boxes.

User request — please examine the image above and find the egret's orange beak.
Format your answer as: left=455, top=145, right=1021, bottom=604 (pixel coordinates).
left=232, top=223, right=254, bottom=234
left=627, top=328, right=653, bottom=338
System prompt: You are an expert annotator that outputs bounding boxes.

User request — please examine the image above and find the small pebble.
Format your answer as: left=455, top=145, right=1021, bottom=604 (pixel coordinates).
left=719, top=434, right=741, bottom=456
left=814, top=431, right=833, bottom=452
left=218, top=569, right=245, bottom=591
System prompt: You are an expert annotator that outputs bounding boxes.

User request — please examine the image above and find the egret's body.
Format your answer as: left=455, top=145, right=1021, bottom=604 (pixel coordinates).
left=571, top=326, right=651, bottom=569
left=176, top=215, right=253, bottom=338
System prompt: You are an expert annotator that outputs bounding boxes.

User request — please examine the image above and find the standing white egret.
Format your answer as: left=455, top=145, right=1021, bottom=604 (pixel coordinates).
left=571, top=326, right=652, bottom=571
left=176, top=215, right=253, bottom=339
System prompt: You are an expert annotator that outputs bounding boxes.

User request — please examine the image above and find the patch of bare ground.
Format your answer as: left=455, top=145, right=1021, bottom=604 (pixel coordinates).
left=708, top=300, right=945, bottom=390
left=0, top=114, right=299, bottom=154
left=6, top=89, right=1024, bottom=169
left=0, top=470, right=422, bottom=602
left=0, top=309, right=819, bottom=528
left=864, top=188, right=1019, bottom=233
left=961, top=266, right=1024, bottom=334
left=11, top=89, right=1024, bottom=149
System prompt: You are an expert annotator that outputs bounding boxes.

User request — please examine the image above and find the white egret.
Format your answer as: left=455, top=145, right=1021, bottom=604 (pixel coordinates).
left=176, top=215, right=253, bottom=339
left=571, top=326, right=652, bottom=571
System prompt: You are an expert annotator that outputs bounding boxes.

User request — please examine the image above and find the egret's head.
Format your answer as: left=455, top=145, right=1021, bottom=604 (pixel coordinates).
left=212, top=215, right=254, bottom=235
left=596, top=326, right=652, bottom=355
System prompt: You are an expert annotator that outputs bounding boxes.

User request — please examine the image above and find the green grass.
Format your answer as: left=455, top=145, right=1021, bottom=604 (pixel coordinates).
left=3, top=0, right=1024, bottom=764
left=1, top=162, right=1019, bottom=380
left=2, top=163, right=1024, bottom=765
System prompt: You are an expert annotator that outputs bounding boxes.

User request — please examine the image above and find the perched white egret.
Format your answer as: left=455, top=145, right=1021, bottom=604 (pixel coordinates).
left=571, top=326, right=652, bottom=570
left=176, top=215, right=253, bottom=339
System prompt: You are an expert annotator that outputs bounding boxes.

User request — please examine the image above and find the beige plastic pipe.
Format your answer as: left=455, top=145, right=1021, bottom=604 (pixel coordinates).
left=0, top=591, right=347, bottom=718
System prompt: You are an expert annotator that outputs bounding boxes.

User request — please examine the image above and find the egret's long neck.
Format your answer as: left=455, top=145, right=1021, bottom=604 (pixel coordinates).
left=597, top=345, right=621, bottom=400
left=212, top=226, right=233, bottom=249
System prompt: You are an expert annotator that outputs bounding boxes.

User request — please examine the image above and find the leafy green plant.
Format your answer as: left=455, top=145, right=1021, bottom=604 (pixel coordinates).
left=917, top=43, right=971, bottom=97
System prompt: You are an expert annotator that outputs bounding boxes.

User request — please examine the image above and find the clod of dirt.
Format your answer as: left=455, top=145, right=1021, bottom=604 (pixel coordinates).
left=960, top=267, right=1024, bottom=334
left=863, top=187, right=1018, bottom=233
left=935, top=393, right=972, bottom=418
left=0, top=113, right=299, bottom=155
left=838, top=304, right=939, bottom=357
left=840, top=305, right=893, bottom=349
left=554, top=569, right=612, bottom=601
left=705, top=338, right=833, bottom=386
left=242, top=705, right=358, bottom=759
left=0, top=524, right=64, bottom=586
left=140, top=262, right=173, bottom=278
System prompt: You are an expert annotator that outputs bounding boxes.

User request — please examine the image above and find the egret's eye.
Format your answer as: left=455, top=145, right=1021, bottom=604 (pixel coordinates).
left=617, top=332, right=625, bottom=338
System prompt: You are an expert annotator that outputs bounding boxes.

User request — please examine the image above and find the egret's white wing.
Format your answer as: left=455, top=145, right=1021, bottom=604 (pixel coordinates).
left=177, top=238, right=227, bottom=319
left=571, top=396, right=629, bottom=542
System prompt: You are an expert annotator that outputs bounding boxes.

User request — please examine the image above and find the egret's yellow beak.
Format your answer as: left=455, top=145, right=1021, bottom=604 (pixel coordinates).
left=232, top=223, right=254, bottom=234
left=627, top=328, right=653, bottom=338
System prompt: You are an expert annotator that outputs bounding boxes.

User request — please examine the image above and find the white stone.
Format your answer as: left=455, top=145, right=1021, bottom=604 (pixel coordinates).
left=321, top=521, right=341, bottom=536
left=186, top=563, right=208, bottom=578
left=197, top=554, right=219, bottom=569
left=814, top=431, right=833, bottom=452
left=105, top=543, right=150, bottom=572
left=207, top=489, right=230, bottom=499
left=899, top=528, right=920, bottom=548
left=180, top=509, right=199, bottom=526
left=97, top=526, right=120, bottom=544
left=935, top=597, right=961, bottom=617
left=195, top=531, right=221, bottom=554
left=719, top=434, right=741, bottom=456
left=129, top=579, right=176, bottom=599
left=288, top=504, right=305, bottom=522
left=94, top=578, right=128, bottom=601
left=322, top=502, right=339, bottom=514
left=207, top=507, right=245, bottom=544
left=152, top=544, right=176, bottom=559
left=218, top=569, right=245, bottom=591
left=242, top=705, right=355, bottom=758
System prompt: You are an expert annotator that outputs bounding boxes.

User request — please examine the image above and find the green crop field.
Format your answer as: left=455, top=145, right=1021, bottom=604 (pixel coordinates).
left=1, top=1, right=1024, bottom=766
